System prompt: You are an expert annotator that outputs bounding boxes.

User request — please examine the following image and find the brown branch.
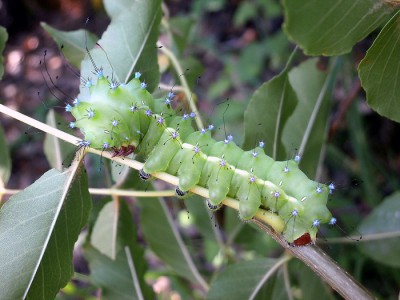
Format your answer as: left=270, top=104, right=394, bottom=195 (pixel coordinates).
left=252, top=219, right=376, bottom=300
left=329, top=79, right=361, bottom=140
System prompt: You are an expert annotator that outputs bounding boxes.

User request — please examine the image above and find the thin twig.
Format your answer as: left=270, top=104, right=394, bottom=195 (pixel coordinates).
left=0, top=187, right=176, bottom=198
left=159, top=198, right=209, bottom=292
left=249, top=255, right=292, bottom=300
left=124, top=246, right=145, bottom=300
left=320, top=231, right=400, bottom=244
left=158, top=82, right=184, bottom=92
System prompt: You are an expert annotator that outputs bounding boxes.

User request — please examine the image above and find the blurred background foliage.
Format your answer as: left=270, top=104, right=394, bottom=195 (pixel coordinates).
left=0, top=0, right=400, bottom=299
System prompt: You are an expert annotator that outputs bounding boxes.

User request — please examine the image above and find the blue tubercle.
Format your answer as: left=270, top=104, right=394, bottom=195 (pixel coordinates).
left=84, top=79, right=93, bottom=88
left=96, top=68, right=104, bottom=78
left=224, top=134, right=233, bottom=144
left=329, top=217, right=337, bottom=225
left=312, top=219, right=320, bottom=227
left=110, top=80, right=120, bottom=90
left=329, top=183, right=335, bottom=195
left=65, top=104, right=72, bottom=112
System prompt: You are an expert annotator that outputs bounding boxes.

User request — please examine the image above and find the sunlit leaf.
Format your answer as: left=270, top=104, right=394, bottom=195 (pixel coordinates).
left=90, top=201, right=119, bottom=259
left=80, top=0, right=162, bottom=92
left=0, top=160, right=91, bottom=299
left=41, top=22, right=98, bottom=68
left=44, top=109, right=76, bottom=170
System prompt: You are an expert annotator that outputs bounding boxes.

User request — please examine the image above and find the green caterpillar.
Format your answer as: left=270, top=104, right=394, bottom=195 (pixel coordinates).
left=67, top=68, right=336, bottom=244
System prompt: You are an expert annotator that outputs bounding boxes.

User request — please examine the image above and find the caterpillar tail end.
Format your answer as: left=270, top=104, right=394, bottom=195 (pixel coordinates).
left=290, top=233, right=314, bottom=247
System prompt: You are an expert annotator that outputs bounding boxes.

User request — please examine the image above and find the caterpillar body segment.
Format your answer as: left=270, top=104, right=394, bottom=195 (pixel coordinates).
left=177, top=148, right=208, bottom=192
left=139, top=116, right=166, bottom=155
left=236, top=175, right=262, bottom=219
left=142, top=128, right=182, bottom=173
left=69, top=74, right=332, bottom=243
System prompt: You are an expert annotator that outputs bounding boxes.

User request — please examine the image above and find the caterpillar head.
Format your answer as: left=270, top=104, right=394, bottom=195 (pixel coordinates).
left=69, top=73, right=154, bottom=151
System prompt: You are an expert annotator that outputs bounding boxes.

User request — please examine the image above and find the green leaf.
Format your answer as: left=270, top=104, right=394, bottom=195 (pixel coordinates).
left=169, top=16, right=196, bottom=55
left=207, top=258, right=283, bottom=300
left=90, top=198, right=143, bottom=260
left=85, top=200, right=154, bottom=300
left=80, top=0, right=162, bottom=92
left=0, top=26, right=8, bottom=79
left=169, top=276, right=195, bottom=300
left=102, top=0, right=138, bottom=19
left=41, top=22, right=98, bottom=68
left=358, top=192, right=400, bottom=267
left=0, top=125, right=11, bottom=185
left=266, top=269, right=290, bottom=300
left=0, top=160, right=92, bottom=299
left=176, top=56, right=205, bottom=90
left=90, top=201, right=119, bottom=259
left=237, top=42, right=267, bottom=84
left=282, top=0, right=392, bottom=56
left=291, top=260, right=334, bottom=300
left=283, top=58, right=330, bottom=179
left=264, top=32, right=291, bottom=71
left=234, top=2, right=258, bottom=27
left=111, top=155, right=133, bottom=185
left=347, top=103, right=380, bottom=206
left=359, top=11, right=400, bottom=123
left=44, top=110, right=77, bottom=170
left=138, top=196, right=208, bottom=290
left=185, top=195, right=220, bottom=242
left=243, top=69, right=298, bottom=160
